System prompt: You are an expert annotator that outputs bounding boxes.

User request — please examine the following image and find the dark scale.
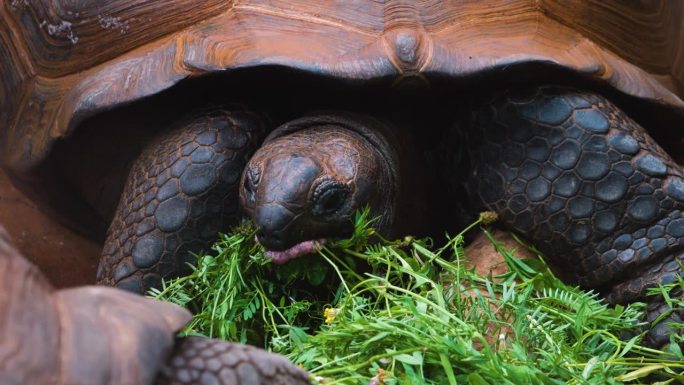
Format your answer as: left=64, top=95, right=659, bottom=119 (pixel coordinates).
left=464, top=86, right=684, bottom=347
left=97, top=109, right=267, bottom=293
left=154, top=337, right=311, bottom=385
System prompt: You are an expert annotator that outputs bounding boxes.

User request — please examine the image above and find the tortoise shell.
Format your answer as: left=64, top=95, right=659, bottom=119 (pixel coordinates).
left=1, top=0, right=683, bottom=174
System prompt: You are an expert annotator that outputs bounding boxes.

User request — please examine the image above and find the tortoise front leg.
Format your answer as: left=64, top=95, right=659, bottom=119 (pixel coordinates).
left=97, top=108, right=267, bottom=294
left=465, top=86, right=684, bottom=347
left=156, top=337, right=310, bottom=385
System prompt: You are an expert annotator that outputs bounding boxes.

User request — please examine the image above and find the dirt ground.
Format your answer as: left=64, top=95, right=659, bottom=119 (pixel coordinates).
left=463, top=229, right=536, bottom=277
left=0, top=169, right=100, bottom=288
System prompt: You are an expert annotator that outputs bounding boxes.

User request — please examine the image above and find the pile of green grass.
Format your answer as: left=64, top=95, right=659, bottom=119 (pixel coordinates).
left=152, top=211, right=684, bottom=384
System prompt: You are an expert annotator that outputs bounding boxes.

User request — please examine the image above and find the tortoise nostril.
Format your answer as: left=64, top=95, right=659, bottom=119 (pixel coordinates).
left=254, top=205, right=292, bottom=233
left=256, top=229, right=267, bottom=242
left=256, top=230, right=285, bottom=250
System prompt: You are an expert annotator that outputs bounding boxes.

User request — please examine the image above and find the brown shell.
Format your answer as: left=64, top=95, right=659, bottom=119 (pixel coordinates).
left=0, top=224, right=190, bottom=384
left=1, top=0, right=684, bottom=173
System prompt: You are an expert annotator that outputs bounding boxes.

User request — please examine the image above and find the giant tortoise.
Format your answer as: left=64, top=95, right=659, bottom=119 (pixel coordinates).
left=2, top=0, right=684, bottom=359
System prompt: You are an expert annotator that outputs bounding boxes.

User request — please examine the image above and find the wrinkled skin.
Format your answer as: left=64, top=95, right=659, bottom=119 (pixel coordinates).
left=97, top=85, right=683, bottom=347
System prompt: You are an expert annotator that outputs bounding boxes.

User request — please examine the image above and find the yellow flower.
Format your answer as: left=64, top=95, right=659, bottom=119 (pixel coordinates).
left=324, top=307, right=340, bottom=324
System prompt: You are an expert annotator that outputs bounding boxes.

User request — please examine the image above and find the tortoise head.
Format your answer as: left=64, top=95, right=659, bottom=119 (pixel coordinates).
left=240, top=114, right=398, bottom=263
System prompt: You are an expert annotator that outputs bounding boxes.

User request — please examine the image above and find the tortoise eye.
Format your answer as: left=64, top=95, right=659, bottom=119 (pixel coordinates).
left=313, top=179, right=349, bottom=216
left=318, top=188, right=347, bottom=213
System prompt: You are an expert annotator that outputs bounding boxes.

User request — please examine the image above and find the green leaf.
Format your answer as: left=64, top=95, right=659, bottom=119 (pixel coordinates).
left=581, top=357, right=599, bottom=379
left=363, top=332, right=390, bottom=347
left=667, top=337, right=683, bottom=358
left=467, top=372, right=491, bottom=385
left=618, top=335, right=639, bottom=357
left=239, top=327, right=247, bottom=344
left=288, top=327, right=308, bottom=350
left=440, top=353, right=458, bottom=385
left=614, top=365, right=667, bottom=381
left=395, top=351, right=423, bottom=366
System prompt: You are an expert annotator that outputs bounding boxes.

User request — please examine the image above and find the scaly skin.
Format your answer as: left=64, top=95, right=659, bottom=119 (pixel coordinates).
left=97, top=108, right=266, bottom=293
left=464, top=86, right=684, bottom=347
left=156, top=337, right=310, bottom=385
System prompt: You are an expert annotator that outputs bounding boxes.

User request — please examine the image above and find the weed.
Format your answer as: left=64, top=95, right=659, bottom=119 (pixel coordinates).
left=152, top=210, right=684, bottom=384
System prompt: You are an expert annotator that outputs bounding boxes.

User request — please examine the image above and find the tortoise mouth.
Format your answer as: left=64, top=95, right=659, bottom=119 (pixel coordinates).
left=262, top=238, right=327, bottom=264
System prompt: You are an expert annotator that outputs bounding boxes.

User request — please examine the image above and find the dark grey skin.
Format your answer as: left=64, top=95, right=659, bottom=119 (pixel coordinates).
left=98, top=85, right=683, bottom=348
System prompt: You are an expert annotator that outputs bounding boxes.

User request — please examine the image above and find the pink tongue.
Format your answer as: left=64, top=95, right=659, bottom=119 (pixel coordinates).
left=265, top=239, right=325, bottom=264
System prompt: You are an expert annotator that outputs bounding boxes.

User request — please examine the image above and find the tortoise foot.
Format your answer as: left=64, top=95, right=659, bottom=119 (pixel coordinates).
left=643, top=297, right=684, bottom=350
left=97, top=108, right=267, bottom=294
left=156, top=337, right=310, bottom=385
left=465, top=85, right=684, bottom=321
